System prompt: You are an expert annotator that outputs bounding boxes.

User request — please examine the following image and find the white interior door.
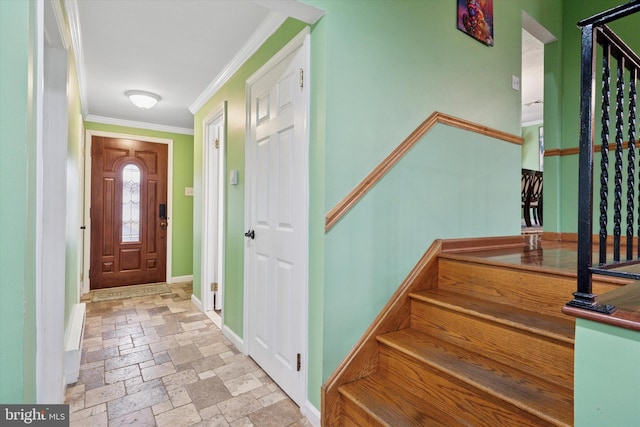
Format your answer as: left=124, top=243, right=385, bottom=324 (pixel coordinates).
left=203, top=107, right=225, bottom=313
left=245, top=32, right=309, bottom=405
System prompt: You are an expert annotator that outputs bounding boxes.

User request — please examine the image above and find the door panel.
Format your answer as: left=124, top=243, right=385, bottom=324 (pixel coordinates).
left=90, top=136, right=168, bottom=289
left=246, top=42, right=307, bottom=404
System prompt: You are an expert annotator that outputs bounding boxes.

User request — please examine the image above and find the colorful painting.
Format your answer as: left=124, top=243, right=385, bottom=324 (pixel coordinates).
left=457, top=0, right=494, bottom=46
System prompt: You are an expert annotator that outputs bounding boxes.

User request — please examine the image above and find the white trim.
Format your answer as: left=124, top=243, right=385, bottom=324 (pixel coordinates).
left=201, top=103, right=227, bottom=316
left=63, top=303, right=86, bottom=384
left=85, top=114, right=194, bottom=136
left=246, top=27, right=309, bottom=85
left=522, top=11, right=557, bottom=44
left=34, top=0, right=49, bottom=403
left=39, top=44, right=69, bottom=404
left=44, top=0, right=69, bottom=49
left=301, top=401, right=321, bottom=427
left=189, top=12, right=287, bottom=114
left=222, top=325, right=246, bottom=354
left=243, top=27, right=310, bottom=407
left=63, top=0, right=88, bottom=119
left=205, top=310, right=222, bottom=330
left=190, top=294, right=203, bottom=311
left=83, top=130, right=174, bottom=294
left=252, top=0, right=324, bottom=25
left=171, top=274, right=193, bottom=284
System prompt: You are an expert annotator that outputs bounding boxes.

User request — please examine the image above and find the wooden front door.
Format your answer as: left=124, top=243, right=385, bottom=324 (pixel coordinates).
left=90, top=136, right=168, bottom=289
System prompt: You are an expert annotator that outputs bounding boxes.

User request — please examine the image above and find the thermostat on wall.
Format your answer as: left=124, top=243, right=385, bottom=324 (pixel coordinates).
left=230, top=169, right=238, bottom=185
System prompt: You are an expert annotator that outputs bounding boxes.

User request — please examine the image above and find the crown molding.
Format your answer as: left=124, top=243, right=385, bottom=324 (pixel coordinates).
left=44, top=0, right=70, bottom=49
left=252, top=0, right=324, bottom=25
left=64, top=0, right=88, bottom=119
left=85, top=115, right=194, bottom=136
left=189, top=11, right=288, bottom=114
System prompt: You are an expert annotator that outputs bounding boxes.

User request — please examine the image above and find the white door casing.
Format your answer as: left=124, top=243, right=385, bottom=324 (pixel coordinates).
left=202, top=104, right=226, bottom=312
left=244, top=28, right=310, bottom=406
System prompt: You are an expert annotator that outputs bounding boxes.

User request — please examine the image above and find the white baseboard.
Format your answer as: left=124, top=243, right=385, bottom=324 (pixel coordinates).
left=170, top=274, right=193, bottom=284
left=301, top=400, right=321, bottom=427
left=222, top=325, right=246, bottom=354
left=64, top=303, right=86, bottom=384
left=191, top=294, right=203, bottom=311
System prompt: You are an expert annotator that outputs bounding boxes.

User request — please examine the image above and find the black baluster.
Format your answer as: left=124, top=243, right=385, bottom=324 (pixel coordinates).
left=613, top=57, right=625, bottom=262
left=630, top=67, right=637, bottom=260
left=600, top=43, right=611, bottom=265
left=629, top=67, right=640, bottom=258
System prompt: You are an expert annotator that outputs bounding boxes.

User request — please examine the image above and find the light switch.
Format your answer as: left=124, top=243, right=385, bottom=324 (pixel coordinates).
left=512, top=75, right=520, bottom=91
left=230, top=170, right=238, bottom=185
left=185, top=187, right=194, bottom=196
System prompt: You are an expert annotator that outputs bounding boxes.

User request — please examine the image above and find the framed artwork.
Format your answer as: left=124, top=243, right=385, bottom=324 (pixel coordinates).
left=457, top=0, right=494, bottom=46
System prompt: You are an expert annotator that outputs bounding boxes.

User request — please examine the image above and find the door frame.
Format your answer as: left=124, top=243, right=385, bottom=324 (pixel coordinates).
left=201, top=102, right=227, bottom=314
left=83, top=130, right=174, bottom=294
left=243, top=27, right=310, bottom=405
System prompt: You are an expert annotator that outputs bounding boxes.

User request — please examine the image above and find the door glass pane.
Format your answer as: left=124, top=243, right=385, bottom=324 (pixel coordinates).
left=122, top=164, right=141, bottom=242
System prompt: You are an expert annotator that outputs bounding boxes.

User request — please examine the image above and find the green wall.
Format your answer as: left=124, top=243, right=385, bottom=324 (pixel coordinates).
left=308, top=13, right=327, bottom=409
left=305, top=0, right=563, bottom=406
left=84, top=122, right=194, bottom=279
left=0, top=0, right=38, bottom=403
left=192, top=19, right=307, bottom=336
left=522, top=124, right=543, bottom=171
left=190, top=0, right=565, bottom=409
left=574, top=319, right=640, bottom=426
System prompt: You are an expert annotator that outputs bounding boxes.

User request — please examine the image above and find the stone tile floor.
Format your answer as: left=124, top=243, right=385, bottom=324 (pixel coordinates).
left=65, top=282, right=313, bottom=427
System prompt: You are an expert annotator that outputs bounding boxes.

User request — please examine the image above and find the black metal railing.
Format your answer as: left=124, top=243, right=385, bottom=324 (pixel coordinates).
left=570, top=0, right=640, bottom=314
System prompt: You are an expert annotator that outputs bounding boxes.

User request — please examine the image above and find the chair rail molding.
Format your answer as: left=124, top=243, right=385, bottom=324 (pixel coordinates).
left=325, top=112, right=523, bottom=232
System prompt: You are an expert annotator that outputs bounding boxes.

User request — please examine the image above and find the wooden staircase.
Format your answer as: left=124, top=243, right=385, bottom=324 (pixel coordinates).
left=322, top=237, right=626, bottom=426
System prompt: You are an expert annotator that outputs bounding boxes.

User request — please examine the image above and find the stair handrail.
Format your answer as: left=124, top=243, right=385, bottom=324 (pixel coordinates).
left=570, top=0, right=640, bottom=314
left=325, top=111, right=523, bottom=232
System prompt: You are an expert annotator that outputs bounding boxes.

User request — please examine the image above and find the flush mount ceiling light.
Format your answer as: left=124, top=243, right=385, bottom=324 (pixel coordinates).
left=125, top=90, right=161, bottom=109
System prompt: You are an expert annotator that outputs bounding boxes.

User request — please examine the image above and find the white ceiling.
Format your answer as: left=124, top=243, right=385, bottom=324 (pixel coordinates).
left=67, top=0, right=323, bottom=134
left=64, top=2, right=548, bottom=134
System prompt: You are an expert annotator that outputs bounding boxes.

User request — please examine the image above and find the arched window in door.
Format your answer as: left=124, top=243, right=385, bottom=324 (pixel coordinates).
left=122, top=163, right=141, bottom=242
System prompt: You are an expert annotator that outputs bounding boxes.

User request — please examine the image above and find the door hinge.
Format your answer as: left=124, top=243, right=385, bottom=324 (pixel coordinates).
left=214, top=138, right=219, bottom=149
left=296, top=353, right=301, bottom=371
left=211, top=282, right=218, bottom=292
left=299, top=68, right=304, bottom=88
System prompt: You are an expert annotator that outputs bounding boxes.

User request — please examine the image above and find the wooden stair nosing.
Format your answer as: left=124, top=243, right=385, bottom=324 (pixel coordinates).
left=339, top=375, right=458, bottom=427
left=436, top=258, right=586, bottom=318
left=410, top=288, right=575, bottom=345
left=377, top=329, right=573, bottom=426
left=439, top=251, right=632, bottom=287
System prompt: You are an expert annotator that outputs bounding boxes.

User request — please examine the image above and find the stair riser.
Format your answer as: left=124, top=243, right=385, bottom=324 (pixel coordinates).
left=437, top=258, right=616, bottom=318
left=378, top=345, right=556, bottom=427
left=340, top=402, right=387, bottom=427
left=411, top=300, right=573, bottom=388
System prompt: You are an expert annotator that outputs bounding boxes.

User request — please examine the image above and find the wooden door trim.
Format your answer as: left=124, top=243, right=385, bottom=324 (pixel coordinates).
left=83, top=129, right=174, bottom=294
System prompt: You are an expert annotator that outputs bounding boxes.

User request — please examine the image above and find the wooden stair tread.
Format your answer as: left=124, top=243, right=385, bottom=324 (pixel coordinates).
left=339, top=374, right=457, bottom=426
left=439, top=251, right=632, bottom=287
left=410, top=288, right=575, bottom=344
left=377, top=328, right=573, bottom=426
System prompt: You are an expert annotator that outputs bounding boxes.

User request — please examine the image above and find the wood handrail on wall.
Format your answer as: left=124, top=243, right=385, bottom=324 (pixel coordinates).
left=324, top=112, right=524, bottom=232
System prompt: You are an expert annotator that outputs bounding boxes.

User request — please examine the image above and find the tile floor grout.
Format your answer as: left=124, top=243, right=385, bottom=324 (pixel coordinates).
left=65, top=282, right=312, bottom=427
